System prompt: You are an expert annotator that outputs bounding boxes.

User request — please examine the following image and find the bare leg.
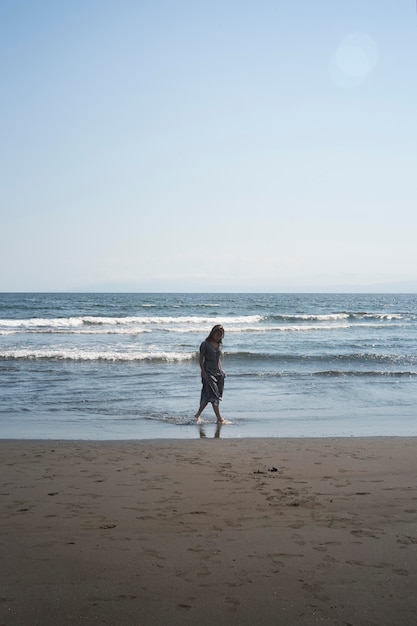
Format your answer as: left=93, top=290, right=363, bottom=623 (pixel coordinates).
left=195, top=401, right=208, bottom=422
left=212, top=403, right=226, bottom=424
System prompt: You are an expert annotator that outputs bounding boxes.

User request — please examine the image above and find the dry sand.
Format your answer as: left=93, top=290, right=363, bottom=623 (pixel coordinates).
left=1, top=437, right=417, bottom=625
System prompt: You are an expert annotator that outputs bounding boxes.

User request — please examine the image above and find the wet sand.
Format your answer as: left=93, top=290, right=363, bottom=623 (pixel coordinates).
left=1, top=437, right=417, bottom=625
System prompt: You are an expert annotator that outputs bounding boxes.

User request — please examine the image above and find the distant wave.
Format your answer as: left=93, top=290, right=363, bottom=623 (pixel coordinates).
left=269, top=313, right=349, bottom=322
left=351, top=312, right=407, bottom=320
left=0, top=316, right=405, bottom=336
left=313, top=370, right=417, bottom=377
left=140, top=302, right=220, bottom=309
left=0, top=314, right=263, bottom=330
left=267, top=311, right=409, bottom=322
left=226, top=322, right=403, bottom=333
left=0, top=344, right=417, bottom=368
left=0, top=348, right=196, bottom=362
left=226, top=350, right=416, bottom=364
left=2, top=345, right=413, bottom=367
left=234, top=369, right=417, bottom=378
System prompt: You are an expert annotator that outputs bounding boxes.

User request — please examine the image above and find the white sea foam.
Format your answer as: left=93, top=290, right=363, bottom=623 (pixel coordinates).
left=0, top=317, right=84, bottom=328
left=273, top=323, right=351, bottom=332
left=279, top=312, right=406, bottom=322
left=0, top=315, right=401, bottom=336
left=220, top=322, right=397, bottom=333
left=48, top=328, right=150, bottom=335
left=360, top=313, right=404, bottom=320
left=0, top=314, right=264, bottom=331
left=0, top=348, right=195, bottom=362
left=293, top=313, right=350, bottom=321
left=131, top=315, right=263, bottom=326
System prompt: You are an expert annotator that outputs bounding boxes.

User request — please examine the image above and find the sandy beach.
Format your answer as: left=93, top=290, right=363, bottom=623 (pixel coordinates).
left=1, top=437, right=417, bottom=625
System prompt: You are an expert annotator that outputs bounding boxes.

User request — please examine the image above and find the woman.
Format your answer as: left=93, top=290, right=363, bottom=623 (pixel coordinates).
left=195, top=324, right=226, bottom=424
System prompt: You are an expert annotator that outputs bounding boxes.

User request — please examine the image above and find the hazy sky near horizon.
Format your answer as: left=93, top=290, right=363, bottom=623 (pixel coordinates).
left=2, top=0, right=417, bottom=292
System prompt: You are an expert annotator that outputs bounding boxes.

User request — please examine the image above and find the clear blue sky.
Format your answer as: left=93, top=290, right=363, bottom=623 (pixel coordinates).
left=2, top=0, right=417, bottom=292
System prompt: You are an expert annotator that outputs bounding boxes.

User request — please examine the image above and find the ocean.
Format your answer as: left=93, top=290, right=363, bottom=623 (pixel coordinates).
left=1, top=292, right=416, bottom=439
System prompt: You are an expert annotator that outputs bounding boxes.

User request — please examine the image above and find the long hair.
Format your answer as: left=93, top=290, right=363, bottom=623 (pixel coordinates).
left=206, top=324, right=224, bottom=344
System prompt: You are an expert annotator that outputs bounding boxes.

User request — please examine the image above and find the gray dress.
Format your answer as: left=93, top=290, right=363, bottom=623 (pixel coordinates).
left=199, top=340, right=225, bottom=406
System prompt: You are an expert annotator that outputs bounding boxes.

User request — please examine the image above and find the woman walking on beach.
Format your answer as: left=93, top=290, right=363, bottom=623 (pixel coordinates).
left=195, top=324, right=226, bottom=424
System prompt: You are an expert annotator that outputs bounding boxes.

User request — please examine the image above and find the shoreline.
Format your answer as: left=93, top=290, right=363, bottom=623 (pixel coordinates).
left=2, top=437, right=417, bottom=625
left=2, top=433, right=417, bottom=445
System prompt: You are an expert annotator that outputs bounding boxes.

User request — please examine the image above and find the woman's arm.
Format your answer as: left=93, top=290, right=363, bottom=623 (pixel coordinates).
left=199, top=353, right=207, bottom=378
